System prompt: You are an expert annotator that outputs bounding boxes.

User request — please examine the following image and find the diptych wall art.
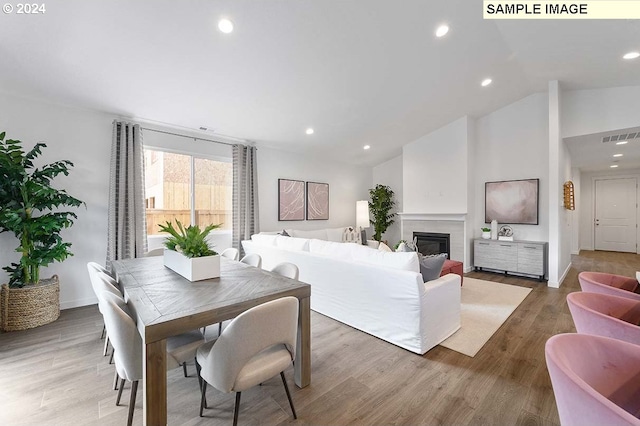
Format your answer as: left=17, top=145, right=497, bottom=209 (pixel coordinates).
left=306, top=181, right=329, bottom=220
left=278, top=179, right=305, bottom=221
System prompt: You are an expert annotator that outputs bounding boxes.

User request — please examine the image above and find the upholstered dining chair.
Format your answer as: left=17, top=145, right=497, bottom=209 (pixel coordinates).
left=221, top=247, right=240, bottom=261
left=567, top=291, right=640, bottom=345
left=195, top=297, right=299, bottom=425
left=100, top=290, right=204, bottom=426
left=87, top=262, right=121, bottom=357
left=143, top=247, right=164, bottom=257
left=545, top=333, right=640, bottom=426
left=240, top=253, right=262, bottom=269
left=270, top=262, right=299, bottom=280
left=578, top=271, right=640, bottom=301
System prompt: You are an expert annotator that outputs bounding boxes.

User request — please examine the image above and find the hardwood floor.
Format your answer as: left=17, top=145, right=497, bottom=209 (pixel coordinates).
left=1, top=250, right=639, bottom=425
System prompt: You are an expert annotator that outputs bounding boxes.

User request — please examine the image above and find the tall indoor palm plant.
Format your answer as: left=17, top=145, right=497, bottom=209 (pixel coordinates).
left=0, top=132, right=83, bottom=287
left=368, top=184, right=396, bottom=242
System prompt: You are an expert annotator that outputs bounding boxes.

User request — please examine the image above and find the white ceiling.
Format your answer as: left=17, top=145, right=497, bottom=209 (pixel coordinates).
left=565, top=126, right=640, bottom=173
left=0, top=1, right=639, bottom=166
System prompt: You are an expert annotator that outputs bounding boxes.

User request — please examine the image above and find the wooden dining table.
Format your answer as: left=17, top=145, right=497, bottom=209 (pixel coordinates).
left=111, top=255, right=311, bottom=426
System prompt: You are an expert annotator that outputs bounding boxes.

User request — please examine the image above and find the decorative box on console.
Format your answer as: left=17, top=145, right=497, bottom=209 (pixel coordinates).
left=163, top=249, right=220, bottom=281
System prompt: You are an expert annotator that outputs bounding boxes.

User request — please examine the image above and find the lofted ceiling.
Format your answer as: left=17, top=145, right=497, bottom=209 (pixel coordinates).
left=0, top=1, right=638, bottom=166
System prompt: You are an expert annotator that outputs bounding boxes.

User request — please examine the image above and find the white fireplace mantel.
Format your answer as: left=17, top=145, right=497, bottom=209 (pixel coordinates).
left=398, top=212, right=467, bottom=222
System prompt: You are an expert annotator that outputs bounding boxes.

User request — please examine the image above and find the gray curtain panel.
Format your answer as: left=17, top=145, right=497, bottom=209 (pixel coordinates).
left=106, top=121, right=147, bottom=268
left=232, top=144, right=259, bottom=256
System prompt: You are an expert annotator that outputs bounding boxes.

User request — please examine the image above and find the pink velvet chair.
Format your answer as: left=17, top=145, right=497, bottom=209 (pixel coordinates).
left=545, top=333, right=640, bottom=426
left=567, top=292, right=640, bottom=345
left=578, top=271, right=640, bottom=301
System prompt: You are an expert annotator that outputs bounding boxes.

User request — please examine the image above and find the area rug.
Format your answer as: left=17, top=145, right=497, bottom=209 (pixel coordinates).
left=439, top=277, right=532, bottom=357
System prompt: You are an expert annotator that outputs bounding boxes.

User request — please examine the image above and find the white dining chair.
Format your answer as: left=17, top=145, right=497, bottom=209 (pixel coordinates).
left=87, top=262, right=121, bottom=356
left=221, top=247, right=239, bottom=261
left=195, top=297, right=299, bottom=425
left=143, top=247, right=164, bottom=257
left=270, top=262, right=299, bottom=280
left=100, top=290, right=204, bottom=426
left=240, top=253, right=262, bottom=268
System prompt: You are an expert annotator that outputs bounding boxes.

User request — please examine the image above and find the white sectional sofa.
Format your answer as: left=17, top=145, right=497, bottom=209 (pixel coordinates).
left=242, top=234, right=461, bottom=354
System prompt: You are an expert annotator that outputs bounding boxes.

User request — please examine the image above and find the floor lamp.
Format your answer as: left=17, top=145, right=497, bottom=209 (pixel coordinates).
left=356, top=200, right=370, bottom=245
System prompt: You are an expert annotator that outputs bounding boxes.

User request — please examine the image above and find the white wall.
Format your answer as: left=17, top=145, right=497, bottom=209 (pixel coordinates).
left=579, top=168, right=640, bottom=251
left=402, top=116, right=470, bottom=214
left=257, top=147, right=372, bottom=232
left=474, top=93, right=550, bottom=243
left=559, top=141, right=573, bottom=281
left=464, top=118, right=477, bottom=270
left=372, top=155, right=403, bottom=246
left=571, top=167, right=581, bottom=254
left=0, top=92, right=113, bottom=309
left=562, top=85, right=640, bottom=138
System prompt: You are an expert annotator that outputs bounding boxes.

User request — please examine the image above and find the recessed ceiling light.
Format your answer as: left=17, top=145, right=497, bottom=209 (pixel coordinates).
left=481, top=78, right=492, bottom=87
left=305, top=128, right=314, bottom=135
left=610, top=164, right=619, bottom=168
left=623, top=51, right=640, bottom=60
left=435, top=25, right=449, bottom=38
left=613, top=153, right=624, bottom=157
left=616, top=140, right=628, bottom=145
left=363, top=145, right=371, bottom=150
left=218, top=18, right=234, bottom=34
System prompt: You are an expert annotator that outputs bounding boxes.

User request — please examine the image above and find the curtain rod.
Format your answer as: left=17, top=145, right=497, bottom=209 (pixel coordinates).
left=140, top=127, right=236, bottom=147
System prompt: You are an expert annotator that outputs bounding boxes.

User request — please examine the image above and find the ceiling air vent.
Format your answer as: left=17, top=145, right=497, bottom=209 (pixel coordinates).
left=602, top=131, right=640, bottom=143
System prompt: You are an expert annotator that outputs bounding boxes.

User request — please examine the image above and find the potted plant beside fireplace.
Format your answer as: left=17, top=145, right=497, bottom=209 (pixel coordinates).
left=0, top=133, right=83, bottom=331
left=368, top=184, right=396, bottom=242
left=159, top=220, right=221, bottom=281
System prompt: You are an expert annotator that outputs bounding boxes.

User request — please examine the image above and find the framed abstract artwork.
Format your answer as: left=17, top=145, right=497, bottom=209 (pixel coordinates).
left=306, top=181, right=329, bottom=220
left=485, top=178, right=539, bottom=225
left=278, top=179, right=305, bottom=221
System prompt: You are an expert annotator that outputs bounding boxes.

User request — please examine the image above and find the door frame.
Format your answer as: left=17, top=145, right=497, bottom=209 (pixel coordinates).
left=591, top=174, right=640, bottom=254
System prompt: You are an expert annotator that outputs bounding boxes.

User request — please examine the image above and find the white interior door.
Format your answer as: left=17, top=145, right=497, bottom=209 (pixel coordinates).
left=594, top=178, right=637, bottom=252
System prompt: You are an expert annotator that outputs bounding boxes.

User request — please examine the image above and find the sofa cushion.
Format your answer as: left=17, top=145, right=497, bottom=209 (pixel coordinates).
left=350, top=244, right=420, bottom=272
left=326, top=227, right=346, bottom=242
left=275, top=235, right=310, bottom=251
left=419, top=253, right=448, bottom=282
left=309, top=238, right=355, bottom=261
left=251, top=234, right=278, bottom=246
left=290, top=229, right=328, bottom=240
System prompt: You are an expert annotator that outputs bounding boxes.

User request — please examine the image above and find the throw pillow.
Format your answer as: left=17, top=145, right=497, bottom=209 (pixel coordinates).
left=418, top=253, right=447, bottom=282
left=342, top=227, right=362, bottom=244
left=378, top=241, right=393, bottom=252
left=279, top=229, right=291, bottom=237
left=396, top=242, right=414, bottom=252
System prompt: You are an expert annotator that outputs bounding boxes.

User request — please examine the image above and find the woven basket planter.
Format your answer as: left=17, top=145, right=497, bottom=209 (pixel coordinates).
left=0, top=275, right=60, bottom=332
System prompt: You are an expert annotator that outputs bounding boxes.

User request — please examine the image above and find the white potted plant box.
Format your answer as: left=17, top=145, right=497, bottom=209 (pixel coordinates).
left=163, top=249, right=220, bottom=281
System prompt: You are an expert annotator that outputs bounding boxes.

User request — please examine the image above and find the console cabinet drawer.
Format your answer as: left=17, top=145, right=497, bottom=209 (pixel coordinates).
left=517, top=243, right=545, bottom=276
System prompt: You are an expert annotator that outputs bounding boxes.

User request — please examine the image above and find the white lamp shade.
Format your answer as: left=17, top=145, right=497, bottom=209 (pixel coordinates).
left=356, top=200, right=370, bottom=228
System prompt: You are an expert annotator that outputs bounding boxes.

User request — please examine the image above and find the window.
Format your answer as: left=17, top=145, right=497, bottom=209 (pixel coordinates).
left=144, top=148, right=232, bottom=236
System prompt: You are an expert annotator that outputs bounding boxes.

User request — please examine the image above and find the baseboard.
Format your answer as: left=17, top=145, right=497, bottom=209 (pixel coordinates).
left=558, top=262, right=572, bottom=286
left=60, top=296, right=97, bottom=310
left=547, top=262, right=572, bottom=288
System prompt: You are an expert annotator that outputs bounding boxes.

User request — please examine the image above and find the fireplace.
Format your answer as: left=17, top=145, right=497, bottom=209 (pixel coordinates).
left=413, top=232, right=450, bottom=258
